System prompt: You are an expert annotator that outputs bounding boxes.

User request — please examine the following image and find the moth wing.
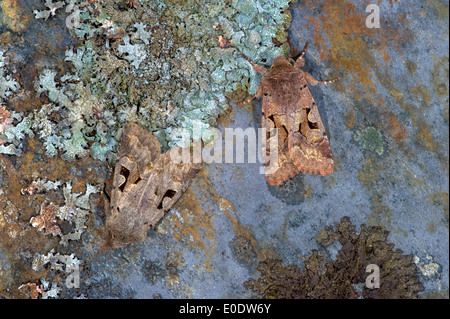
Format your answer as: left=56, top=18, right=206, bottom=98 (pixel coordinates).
left=109, top=122, right=160, bottom=210
left=107, top=122, right=161, bottom=246
left=116, top=122, right=161, bottom=180
left=137, top=149, right=202, bottom=227
left=107, top=122, right=202, bottom=247
left=288, top=86, right=334, bottom=175
left=262, top=99, right=301, bottom=186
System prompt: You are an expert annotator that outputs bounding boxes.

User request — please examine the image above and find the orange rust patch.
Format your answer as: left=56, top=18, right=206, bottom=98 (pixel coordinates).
left=221, top=208, right=275, bottom=262
left=171, top=187, right=217, bottom=251
left=0, top=134, right=107, bottom=298
left=298, top=0, right=411, bottom=96
left=294, top=0, right=423, bottom=156
left=198, top=171, right=275, bottom=262
left=381, top=110, right=409, bottom=151
left=0, top=0, right=30, bottom=33
left=411, top=84, right=432, bottom=108
left=345, top=111, right=356, bottom=129
left=169, top=170, right=219, bottom=269
left=170, top=168, right=276, bottom=268
left=218, top=90, right=255, bottom=127
left=0, top=31, right=13, bottom=45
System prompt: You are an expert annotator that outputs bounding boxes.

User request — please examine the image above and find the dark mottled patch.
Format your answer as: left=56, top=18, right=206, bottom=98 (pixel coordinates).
left=142, top=260, right=166, bottom=284
left=406, top=60, right=417, bottom=74
left=431, top=56, right=449, bottom=101
left=87, top=278, right=135, bottom=299
left=245, top=217, right=424, bottom=299
left=229, top=236, right=258, bottom=270
left=141, top=259, right=180, bottom=284
left=429, top=191, right=449, bottom=227
left=266, top=173, right=305, bottom=205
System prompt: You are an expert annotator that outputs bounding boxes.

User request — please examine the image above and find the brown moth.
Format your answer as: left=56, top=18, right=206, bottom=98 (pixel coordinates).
left=105, top=122, right=202, bottom=247
left=240, top=42, right=339, bottom=186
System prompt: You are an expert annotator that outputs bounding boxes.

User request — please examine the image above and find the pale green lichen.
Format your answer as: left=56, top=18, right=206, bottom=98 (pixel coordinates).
left=35, top=68, right=70, bottom=107
left=33, top=0, right=65, bottom=21
left=57, top=182, right=99, bottom=246
left=21, top=178, right=63, bottom=195
left=414, top=254, right=441, bottom=279
left=61, top=120, right=90, bottom=162
left=30, top=250, right=81, bottom=299
left=32, top=249, right=81, bottom=273
left=31, top=104, right=60, bottom=140
left=18, top=278, right=62, bottom=299
left=6, top=0, right=296, bottom=161
left=41, top=281, right=62, bottom=299
left=43, top=135, right=64, bottom=158
left=0, top=48, right=19, bottom=101
left=117, top=36, right=148, bottom=69
left=26, top=180, right=99, bottom=246
left=0, top=49, right=21, bottom=154
left=354, top=126, right=385, bottom=156
left=0, top=112, right=34, bottom=156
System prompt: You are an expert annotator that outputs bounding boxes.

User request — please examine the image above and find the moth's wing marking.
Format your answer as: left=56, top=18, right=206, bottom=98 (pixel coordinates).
left=288, top=82, right=334, bottom=176
left=110, top=122, right=160, bottom=208
left=261, top=79, right=301, bottom=186
left=107, top=122, right=202, bottom=247
left=138, top=151, right=202, bottom=227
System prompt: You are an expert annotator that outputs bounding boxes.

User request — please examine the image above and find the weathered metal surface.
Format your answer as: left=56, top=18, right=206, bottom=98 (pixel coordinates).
left=0, top=0, right=448, bottom=298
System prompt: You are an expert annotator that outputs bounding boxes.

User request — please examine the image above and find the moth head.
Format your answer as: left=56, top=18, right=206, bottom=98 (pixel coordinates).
left=272, top=55, right=292, bottom=69
left=294, top=56, right=305, bottom=68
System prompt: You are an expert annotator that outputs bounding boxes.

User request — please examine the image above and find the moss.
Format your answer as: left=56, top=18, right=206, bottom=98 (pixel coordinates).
left=245, top=217, right=424, bottom=299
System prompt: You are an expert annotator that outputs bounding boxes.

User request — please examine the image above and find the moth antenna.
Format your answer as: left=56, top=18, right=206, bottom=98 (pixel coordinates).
left=317, top=77, right=341, bottom=85
left=294, top=41, right=310, bottom=61
left=236, top=83, right=262, bottom=105
left=241, top=53, right=268, bottom=73
left=236, top=95, right=256, bottom=105
left=304, top=72, right=340, bottom=86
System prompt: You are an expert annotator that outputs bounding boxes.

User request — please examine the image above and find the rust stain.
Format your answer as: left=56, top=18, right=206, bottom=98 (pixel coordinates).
left=216, top=104, right=236, bottom=128
left=222, top=209, right=275, bottom=262
left=171, top=168, right=276, bottom=269
left=171, top=187, right=217, bottom=251
left=170, top=170, right=219, bottom=270
left=298, top=0, right=409, bottom=94
left=303, top=183, right=313, bottom=199
left=381, top=110, right=409, bottom=151
left=357, top=156, right=393, bottom=229
left=426, top=0, right=450, bottom=20
left=218, top=90, right=255, bottom=127
left=358, top=157, right=382, bottom=190
left=296, top=0, right=418, bottom=153
left=411, top=84, right=432, bottom=108
left=199, top=169, right=277, bottom=261
left=0, top=30, right=12, bottom=45
left=372, top=67, right=446, bottom=166
left=432, top=56, right=449, bottom=101
left=345, top=111, right=356, bottom=129
left=0, top=135, right=107, bottom=298
left=0, top=0, right=30, bottom=33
